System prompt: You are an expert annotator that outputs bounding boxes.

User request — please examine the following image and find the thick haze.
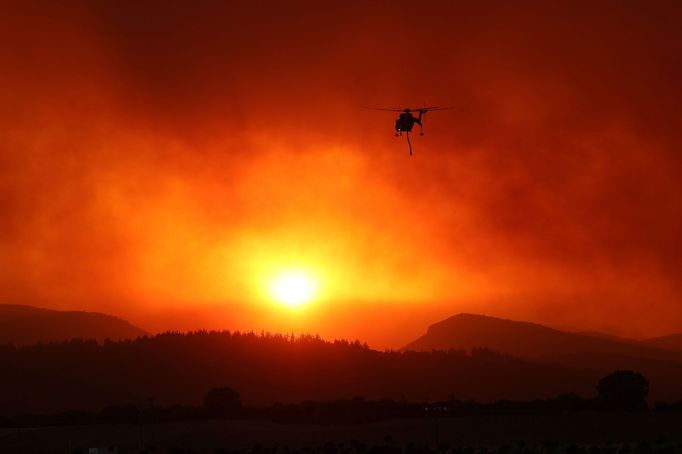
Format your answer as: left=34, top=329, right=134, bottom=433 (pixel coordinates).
left=1, top=1, right=681, bottom=347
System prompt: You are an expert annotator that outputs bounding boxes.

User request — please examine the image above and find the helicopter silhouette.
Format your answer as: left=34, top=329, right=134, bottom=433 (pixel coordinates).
left=369, top=106, right=451, bottom=156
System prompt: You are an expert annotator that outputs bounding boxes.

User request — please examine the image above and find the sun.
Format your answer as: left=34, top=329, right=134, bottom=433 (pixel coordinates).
left=269, top=271, right=317, bottom=308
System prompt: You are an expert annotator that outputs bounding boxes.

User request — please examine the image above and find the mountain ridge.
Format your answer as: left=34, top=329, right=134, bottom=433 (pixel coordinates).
left=0, top=304, right=148, bottom=345
left=404, top=313, right=682, bottom=362
left=641, top=333, right=682, bottom=352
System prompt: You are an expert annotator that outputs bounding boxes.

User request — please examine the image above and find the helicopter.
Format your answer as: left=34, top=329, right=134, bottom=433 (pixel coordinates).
left=369, top=106, right=451, bottom=156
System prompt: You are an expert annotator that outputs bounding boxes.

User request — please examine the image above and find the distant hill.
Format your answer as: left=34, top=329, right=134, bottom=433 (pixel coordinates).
left=0, top=304, right=147, bottom=345
left=402, top=314, right=682, bottom=403
left=641, top=333, right=682, bottom=352
left=403, top=313, right=680, bottom=363
left=575, top=330, right=682, bottom=353
left=574, top=330, right=638, bottom=344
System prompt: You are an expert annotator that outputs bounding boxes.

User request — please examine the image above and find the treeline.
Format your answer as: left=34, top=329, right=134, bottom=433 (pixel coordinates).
left=0, top=340, right=673, bottom=429
left=0, top=331, right=596, bottom=415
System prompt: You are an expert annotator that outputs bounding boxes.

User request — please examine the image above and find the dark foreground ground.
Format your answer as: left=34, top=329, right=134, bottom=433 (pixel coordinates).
left=3, top=413, right=682, bottom=454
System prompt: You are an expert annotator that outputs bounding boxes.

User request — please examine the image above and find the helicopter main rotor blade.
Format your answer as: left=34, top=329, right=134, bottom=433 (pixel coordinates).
left=364, top=106, right=453, bottom=112
left=414, top=106, right=453, bottom=112
left=364, top=106, right=406, bottom=112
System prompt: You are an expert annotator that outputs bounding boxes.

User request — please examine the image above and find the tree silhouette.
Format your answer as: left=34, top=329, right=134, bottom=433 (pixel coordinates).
left=0, top=331, right=649, bottom=415
left=596, top=370, right=649, bottom=411
left=204, top=386, right=241, bottom=417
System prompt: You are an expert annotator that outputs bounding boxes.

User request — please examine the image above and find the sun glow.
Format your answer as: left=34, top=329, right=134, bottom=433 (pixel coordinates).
left=269, top=271, right=318, bottom=308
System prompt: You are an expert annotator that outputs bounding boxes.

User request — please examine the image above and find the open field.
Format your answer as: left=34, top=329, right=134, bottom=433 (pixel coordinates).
left=3, top=412, right=682, bottom=453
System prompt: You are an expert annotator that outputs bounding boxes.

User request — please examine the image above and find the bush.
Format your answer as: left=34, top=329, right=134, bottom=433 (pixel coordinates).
left=596, top=370, right=649, bottom=411
left=203, top=386, right=241, bottom=417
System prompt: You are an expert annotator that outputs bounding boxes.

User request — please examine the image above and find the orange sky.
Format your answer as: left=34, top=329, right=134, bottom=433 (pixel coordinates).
left=1, top=1, right=681, bottom=348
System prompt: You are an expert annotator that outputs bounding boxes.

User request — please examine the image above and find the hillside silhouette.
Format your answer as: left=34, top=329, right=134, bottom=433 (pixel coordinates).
left=4, top=313, right=682, bottom=417
left=404, top=313, right=681, bottom=362
left=575, top=330, right=682, bottom=353
left=641, top=333, right=682, bottom=352
left=0, top=304, right=147, bottom=345
left=574, top=331, right=638, bottom=344
left=0, top=331, right=593, bottom=415
left=403, top=314, right=682, bottom=402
